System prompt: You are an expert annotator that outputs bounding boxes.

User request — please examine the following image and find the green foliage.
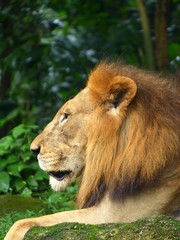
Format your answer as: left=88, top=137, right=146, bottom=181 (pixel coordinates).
left=0, top=0, right=97, bottom=134
left=0, top=210, right=45, bottom=239
left=44, top=182, right=78, bottom=212
left=0, top=124, right=49, bottom=194
left=0, top=172, right=10, bottom=193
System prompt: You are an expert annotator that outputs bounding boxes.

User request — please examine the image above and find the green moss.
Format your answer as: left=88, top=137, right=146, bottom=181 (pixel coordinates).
left=24, top=216, right=180, bottom=240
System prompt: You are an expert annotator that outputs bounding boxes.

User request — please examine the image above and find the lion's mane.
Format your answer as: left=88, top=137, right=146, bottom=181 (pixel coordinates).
left=77, top=62, right=180, bottom=209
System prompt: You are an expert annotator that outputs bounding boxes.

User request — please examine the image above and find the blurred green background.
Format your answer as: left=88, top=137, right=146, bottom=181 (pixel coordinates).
left=0, top=0, right=180, bottom=237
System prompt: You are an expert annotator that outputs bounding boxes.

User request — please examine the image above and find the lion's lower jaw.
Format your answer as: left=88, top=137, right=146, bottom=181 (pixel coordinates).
left=49, top=176, right=73, bottom=191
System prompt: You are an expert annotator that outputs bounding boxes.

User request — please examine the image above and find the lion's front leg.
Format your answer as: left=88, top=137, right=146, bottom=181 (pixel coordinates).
left=4, top=218, right=38, bottom=240
left=5, top=196, right=120, bottom=240
left=4, top=207, right=99, bottom=240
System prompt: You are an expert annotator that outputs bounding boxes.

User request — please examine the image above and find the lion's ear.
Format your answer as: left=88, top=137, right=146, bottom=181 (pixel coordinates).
left=88, top=72, right=137, bottom=116
left=107, top=76, right=137, bottom=115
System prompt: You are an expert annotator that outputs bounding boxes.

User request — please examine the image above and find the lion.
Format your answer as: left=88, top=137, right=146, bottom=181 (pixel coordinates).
left=5, top=62, right=180, bottom=240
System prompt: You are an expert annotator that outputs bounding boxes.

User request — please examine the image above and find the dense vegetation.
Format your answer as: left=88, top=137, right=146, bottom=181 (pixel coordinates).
left=0, top=1, right=180, bottom=236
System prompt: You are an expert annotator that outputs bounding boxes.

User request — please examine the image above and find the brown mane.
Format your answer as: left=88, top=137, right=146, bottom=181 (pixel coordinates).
left=77, top=62, right=180, bottom=209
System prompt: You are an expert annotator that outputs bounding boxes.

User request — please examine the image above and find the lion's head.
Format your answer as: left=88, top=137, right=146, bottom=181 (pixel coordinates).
left=30, top=87, right=93, bottom=191
left=31, top=62, right=180, bottom=209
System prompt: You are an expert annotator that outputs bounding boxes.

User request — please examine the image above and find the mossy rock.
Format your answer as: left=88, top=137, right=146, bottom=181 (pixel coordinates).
left=24, top=216, right=180, bottom=240
left=0, top=195, right=46, bottom=216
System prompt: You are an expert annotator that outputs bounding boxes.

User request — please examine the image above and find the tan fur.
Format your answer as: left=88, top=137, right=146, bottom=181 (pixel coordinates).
left=5, top=62, right=180, bottom=240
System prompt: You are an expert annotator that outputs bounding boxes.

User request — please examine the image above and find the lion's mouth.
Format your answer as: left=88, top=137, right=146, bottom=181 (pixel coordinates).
left=49, top=171, right=71, bottom=181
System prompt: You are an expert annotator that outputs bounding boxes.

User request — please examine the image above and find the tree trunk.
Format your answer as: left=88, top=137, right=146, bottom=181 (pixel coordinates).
left=154, top=0, right=169, bottom=70
left=136, top=0, right=155, bottom=70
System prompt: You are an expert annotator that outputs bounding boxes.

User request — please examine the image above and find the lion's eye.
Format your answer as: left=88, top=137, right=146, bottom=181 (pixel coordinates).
left=60, top=113, right=69, bottom=123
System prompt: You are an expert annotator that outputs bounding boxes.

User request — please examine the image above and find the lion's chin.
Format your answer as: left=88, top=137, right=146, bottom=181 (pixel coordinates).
left=49, top=175, right=73, bottom=191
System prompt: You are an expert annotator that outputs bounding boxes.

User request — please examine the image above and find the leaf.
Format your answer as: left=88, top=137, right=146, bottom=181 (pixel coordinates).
left=0, top=155, right=18, bottom=170
left=168, top=43, right=180, bottom=59
left=12, top=124, right=27, bottom=138
left=7, top=155, right=18, bottom=164
left=0, top=148, right=7, bottom=156
left=11, top=124, right=38, bottom=139
left=26, top=176, right=38, bottom=187
left=0, top=108, right=20, bottom=128
left=14, top=179, right=26, bottom=192
left=0, top=117, right=8, bottom=128
left=35, top=170, right=49, bottom=180
left=17, top=162, right=28, bottom=172
left=66, top=185, right=78, bottom=194
left=28, top=162, right=39, bottom=170
left=0, top=172, right=10, bottom=192
left=0, top=159, right=7, bottom=169
left=21, top=187, right=32, bottom=197
left=20, top=152, right=31, bottom=162
left=48, top=193, right=63, bottom=203
left=41, top=38, right=51, bottom=45
left=0, top=136, right=14, bottom=152
left=7, top=164, right=21, bottom=177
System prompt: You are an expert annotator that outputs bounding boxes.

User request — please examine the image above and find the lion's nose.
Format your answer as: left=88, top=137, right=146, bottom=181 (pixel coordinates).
left=31, top=146, right=41, bottom=156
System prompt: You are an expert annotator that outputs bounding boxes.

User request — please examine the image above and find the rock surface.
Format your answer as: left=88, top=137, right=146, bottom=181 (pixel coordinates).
left=24, top=216, right=180, bottom=240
